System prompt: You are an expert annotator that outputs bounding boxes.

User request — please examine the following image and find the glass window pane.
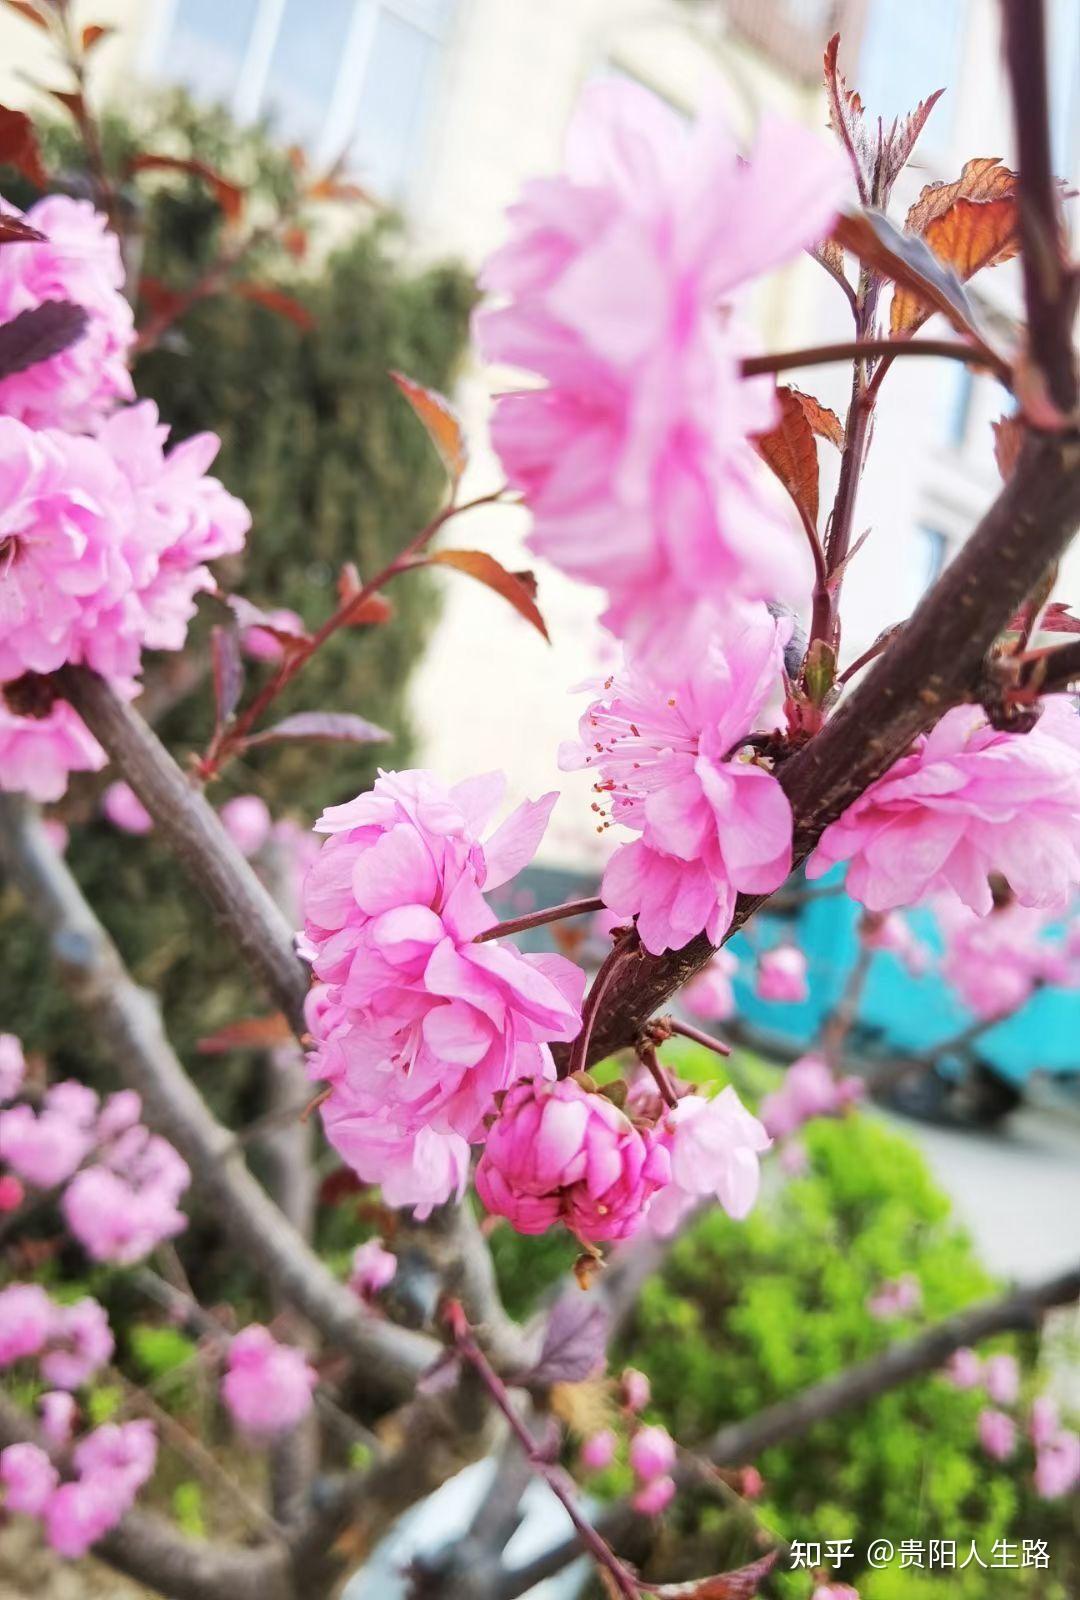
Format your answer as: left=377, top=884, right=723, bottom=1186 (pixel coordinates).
left=261, top=0, right=357, bottom=149
left=166, top=0, right=260, bottom=106
left=350, top=10, right=438, bottom=199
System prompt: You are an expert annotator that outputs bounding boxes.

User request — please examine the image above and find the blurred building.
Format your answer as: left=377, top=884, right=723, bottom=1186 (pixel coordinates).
left=1, top=0, right=1077, bottom=871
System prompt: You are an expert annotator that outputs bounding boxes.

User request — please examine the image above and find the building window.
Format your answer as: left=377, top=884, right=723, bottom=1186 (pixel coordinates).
left=149, top=0, right=455, bottom=201
left=857, top=0, right=965, bottom=155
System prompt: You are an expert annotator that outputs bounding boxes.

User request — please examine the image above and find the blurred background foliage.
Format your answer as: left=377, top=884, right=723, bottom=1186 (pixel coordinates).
left=492, top=1064, right=1079, bottom=1600
left=0, top=92, right=474, bottom=1083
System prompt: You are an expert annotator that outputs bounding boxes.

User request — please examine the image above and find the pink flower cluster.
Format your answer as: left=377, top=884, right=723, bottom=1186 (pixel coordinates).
left=1, top=1420, right=156, bottom=1558
left=561, top=606, right=792, bottom=954
left=946, top=1349, right=1078, bottom=1499
left=937, top=899, right=1076, bottom=1021
left=0, top=1284, right=113, bottom=1389
left=808, top=700, right=1080, bottom=915
left=302, top=769, right=585, bottom=1215
left=0, top=195, right=134, bottom=429
left=682, top=950, right=738, bottom=1022
left=628, top=1424, right=677, bottom=1516
left=754, top=944, right=809, bottom=1004
left=477, top=79, right=846, bottom=655
left=0, top=1062, right=189, bottom=1264
left=759, top=1054, right=863, bottom=1141
left=221, top=1325, right=317, bottom=1437
left=349, top=1238, right=397, bottom=1302
left=866, top=1273, right=922, bottom=1322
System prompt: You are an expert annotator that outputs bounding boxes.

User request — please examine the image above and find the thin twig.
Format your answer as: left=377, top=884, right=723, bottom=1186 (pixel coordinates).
left=742, top=336, right=1008, bottom=384
left=664, top=1017, right=733, bottom=1058
left=475, top=895, right=606, bottom=943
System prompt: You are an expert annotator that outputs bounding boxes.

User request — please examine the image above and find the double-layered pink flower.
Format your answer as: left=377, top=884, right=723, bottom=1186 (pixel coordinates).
left=474, top=1076, right=670, bottom=1243
left=808, top=700, right=1080, bottom=915
left=477, top=80, right=847, bottom=651
left=561, top=606, right=792, bottom=954
left=647, top=1087, right=771, bottom=1237
left=760, top=1053, right=863, bottom=1141
left=221, top=1326, right=317, bottom=1437
left=303, top=769, right=585, bottom=1214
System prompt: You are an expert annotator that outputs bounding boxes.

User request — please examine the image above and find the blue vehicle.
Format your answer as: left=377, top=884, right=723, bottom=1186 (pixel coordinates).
left=727, top=868, right=1080, bottom=1127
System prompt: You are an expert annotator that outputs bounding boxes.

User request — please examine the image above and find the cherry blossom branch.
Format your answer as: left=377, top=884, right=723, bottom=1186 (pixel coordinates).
left=741, top=336, right=1009, bottom=385
left=494, top=1263, right=1080, bottom=1600
left=475, top=895, right=606, bottom=943
left=55, top=665, right=310, bottom=1040
left=446, top=1304, right=644, bottom=1600
left=1000, top=0, right=1079, bottom=419
left=0, top=794, right=438, bottom=1404
left=662, top=1017, right=733, bottom=1058
left=0, top=1394, right=292, bottom=1600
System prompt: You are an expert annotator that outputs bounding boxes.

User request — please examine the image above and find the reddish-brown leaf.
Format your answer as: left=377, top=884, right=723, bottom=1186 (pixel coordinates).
left=1037, top=602, right=1080, bottom=634
left=834, top=209, right=982, bottom=343
left=905, top=156, right=1017, bottom=233
left=755, top=387, right=824, bottom=527
left=129, top=153, right=246, bottom=226
left=892, top=199, right=1018, bottom=334
left=0, top=104, right=48, bottom=188
left=0, top=300, right=87, bottom=379
left=0, top=213, right=46, bottom=245
left=233, top=281, right=315, bottom=330
left=221, top=593, right=311, bottom=652
left=197, top=1014, right=293, bottom=1055
left=81, top=22, right=113, bottom=51
left=1, top=0, right=50, bottom=29
left=823, top=34, right=872, bottom=202
left=307, top=174, right=373, bottom=205
left=242, top=711, right=391, bottom=749
left=46, top=88, right=86, bottom=123
left=877, top=88, right=946, bottom=199
left=423, top=548, right=549, bottom=640
left=991, top=413, right=1025, bottom=481
left=210, top=624, right=244, bottom=730
left=650, top=1551, right=779, bottom=1599
left=281, top=224, right=308, bottom=260
left=391, top=370, right=468, bottom=491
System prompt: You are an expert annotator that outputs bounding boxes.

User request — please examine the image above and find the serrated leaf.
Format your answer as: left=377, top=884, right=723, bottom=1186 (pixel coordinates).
left=876, top=89, right=946, bottom=200
left=823, top=34, right=872, bottom=202
left=242, top=711, right=391, bottom=749
left=0, top=104, right=48, bottom=188
left=391, top=370, right=468, bottom=492
left=197, top=1013, right=293, bottom=1054
left=0, top=300, right=87, bottom=379
left=129, top=153, right=246, bottom=225
left=210, top=624, right=244, bottom=730
left=423, top=549, right=549, bottom=640
left=905, top=156, right=1017, bottom=233
left=233, top=281, right=315, bottom=330
left=755, top=388, right=825, bottom=527
left=0, top=214, right=46, bottom=245
left=1007, top=600, right=1080, bottom=635
left=526, top=1290, right=609, bottom=1387
left=650, top=1551, right=779, bottom=1598
left=892, top=200, right=1019, bottom=334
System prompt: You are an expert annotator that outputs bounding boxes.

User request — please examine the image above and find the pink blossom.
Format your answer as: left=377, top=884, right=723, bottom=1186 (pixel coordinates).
left=580, top=1429, right=616, bottom=1472
left=1034, top=1430, right=1079, bottom=1499
left=303, top=770, right=584, bottom=1213
left=978, top=1408, right=1016, bottom=1462
left=0, top=1032, right=24, bottom=1102
left=0, top=1442, right=58, bottom=1516
left=760, top=1054, right=863, bottom=1141
left=740, top=1466, right=764, bottom=1499
left=813, top=1588, right=861, bottom=1600
left=0, top=1099, right=92, bottom=1189
left=938, top=900, right=1054, bottom=1020
left=648, top=1087, right=770, bottom=1236
left=807, top=700, right=1080, bottom=914
left=40, top=1297, right=114, bottom=1390
left=862, top=911, right=929, bottom=974
left=629, top=1424, right=676, bottom=1483
left=95, top=1090, right=143, bottom=1142
left=631, top=1474, right=676, bottom=1516
left=0, top=696, right=106, bottom=804
left=62, top=1125, right=190, bottom=1264
left=242, top=608, right=305, bottom=661
left=945, top=1347, right=982, bottom=1390
left=0, top=1283, right=52, bottom=1365
left=778, top=1139, right=809, bottom=1177
left=1029, top=1395, right=1060, bottom=1449
left=477, top=80, right=846, bottom=649
left=0, top=193, right=134, bottom=429
left=220, top=794, right=272, bottom=857
left=983, top=1352, right=1020, bottom=1406
left=349, top=1238, right=397, bottom=1301
left=682, top=950, right=738, bottom=1022
left=561, top=607, right=792, bottom=954
left=39, top=1391, right=77, bottom=1448
left=475, top=1077, right=670, bottom=1243
left=44, top=1081, right=99, bottom=1127
left=102, top=781, right=153, bottom=835
left=43, top=1476, right=121, bottom=1558
left=621, top=1368, right=651, bottom=1414
left=867, top=1274, right=922, bottom=1322
left=755, top=945, right=808, bottom=1004
left=221, top=1325, right=317, bottom=1437
left=0, top=1173, right=23, bottom=1211
left=73, top=1420, right=157, bottom=1505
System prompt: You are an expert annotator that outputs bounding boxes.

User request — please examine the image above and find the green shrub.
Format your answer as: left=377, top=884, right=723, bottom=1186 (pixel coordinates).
left=493, top=1054, right=1078, bottom=1598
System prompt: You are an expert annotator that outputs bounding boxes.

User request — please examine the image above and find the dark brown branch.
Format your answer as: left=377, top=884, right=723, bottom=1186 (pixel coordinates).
left=741, top=336, right=1009, bottom=384
left=495, top=1263, right=1080, bottom=1600
left=1020, top=636, right=1080, bottom=693
left=572, top=428, right=1080, bottom=1068
left=0, top=1395, right=292, bottom=1600
left=55, top=666, right=310, bottom=1039
left=1001, top=0, right=1079, bottom=417
left=0, top=795, right=438, bottom=1405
